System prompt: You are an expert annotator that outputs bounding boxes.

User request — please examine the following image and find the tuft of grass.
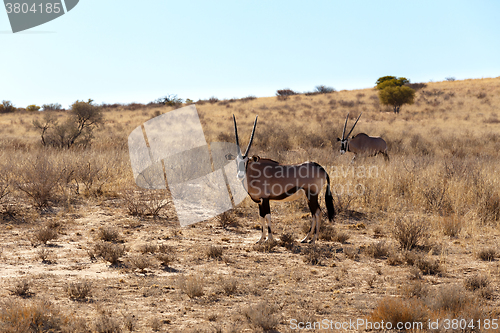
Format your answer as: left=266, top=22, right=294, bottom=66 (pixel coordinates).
left=370, top=297, right=428, bottom=328
left=128, top=254, right=153, bottom=273
left=93, top=241, right=126, bottom=265
left=415, top=256, right=443, bottom=276
left=66, top=280, right=93, bottom=301
left=206, top=245, right=223, bottom=260
left=32, top=226, right=58, bottom=245
left=392, top=216, right=428, bottom=251
left=156, top=244, right=176, bottom=268
left=97, top=226, right=120, bottom=242
left=179, top=275, right=204, bottom=298
left=365, top=241, right=390, bottom=258
left=93, top=310, right=122, bottom=333
left=477, top=248, right=497, bottom=261
left=0, top=299, right=63, bottom=332
left=9, top=279, right=32, bottom=297
left=464, top=274, right=489, bottom=292
left=242, top=301, right=279, bottom=332
left=441, top=215, right=462, bottom=238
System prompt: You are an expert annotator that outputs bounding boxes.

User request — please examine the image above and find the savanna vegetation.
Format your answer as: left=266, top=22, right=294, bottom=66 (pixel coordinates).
left=1, top=77, right=500, bottom=332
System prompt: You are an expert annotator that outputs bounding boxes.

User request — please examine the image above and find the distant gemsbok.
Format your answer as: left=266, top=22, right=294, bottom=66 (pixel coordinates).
left=337, top=113, right=389, bottom=161
left=228, top=115, right=335, bottom=244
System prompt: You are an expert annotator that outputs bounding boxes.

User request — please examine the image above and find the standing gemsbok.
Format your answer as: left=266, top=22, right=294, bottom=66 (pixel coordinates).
left=228, top=115, right=335, bottom=244
left=337, top=113, right=389, bottom=161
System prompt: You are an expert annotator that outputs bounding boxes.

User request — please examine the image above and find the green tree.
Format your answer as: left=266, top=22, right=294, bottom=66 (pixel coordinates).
left=0, top=100, right=16, bottom=113
left=26, top=104, right=41, bottom=112
left=376, top=76, right=415, bottom=113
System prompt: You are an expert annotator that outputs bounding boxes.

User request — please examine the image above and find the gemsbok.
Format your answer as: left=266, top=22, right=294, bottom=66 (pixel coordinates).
left=228, top=115, right=335, bottom=244
left=337, top=113, right=389, bottom=161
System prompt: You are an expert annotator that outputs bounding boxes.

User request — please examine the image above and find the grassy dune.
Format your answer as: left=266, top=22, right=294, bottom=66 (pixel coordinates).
left=1, top=77, right=500, bottom=332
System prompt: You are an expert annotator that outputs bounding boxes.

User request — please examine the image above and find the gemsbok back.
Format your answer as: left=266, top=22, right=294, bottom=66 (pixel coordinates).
left=337, top=113, right=389, bottom=161
left=228, top=115, right=335, bottom=244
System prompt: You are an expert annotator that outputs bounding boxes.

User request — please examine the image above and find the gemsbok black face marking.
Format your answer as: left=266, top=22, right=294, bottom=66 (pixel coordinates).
left=230, top=115, right=335, bottom=244
left=336, top=113, right=389, bottom=162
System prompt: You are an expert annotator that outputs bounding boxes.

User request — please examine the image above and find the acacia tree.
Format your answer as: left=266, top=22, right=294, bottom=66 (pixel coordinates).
left=376, top=76, right=415, bottom=113
left=33, top=100, right=103, bottom=148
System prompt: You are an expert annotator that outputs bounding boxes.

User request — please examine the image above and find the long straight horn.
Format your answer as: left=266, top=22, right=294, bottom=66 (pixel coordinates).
left=341, top=113, right=349, bottom=140
left=346, top=113, right=362, bottom=138
left=243, top=116, right=258, bottom=158
left=233, top=115, right=242, bottom=156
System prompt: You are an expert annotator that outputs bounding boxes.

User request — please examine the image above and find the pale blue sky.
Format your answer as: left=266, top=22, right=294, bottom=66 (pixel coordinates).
left=1, top=0, right=499, bottom=108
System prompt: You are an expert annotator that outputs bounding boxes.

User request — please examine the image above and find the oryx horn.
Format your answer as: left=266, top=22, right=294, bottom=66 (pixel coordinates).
left=233, top=114, right=242, bottom=156
left=244, top=116, right=258, bottom=158
left=346, top=113, right=362, bottom=138
left=341, top=113, right=349, bottom=140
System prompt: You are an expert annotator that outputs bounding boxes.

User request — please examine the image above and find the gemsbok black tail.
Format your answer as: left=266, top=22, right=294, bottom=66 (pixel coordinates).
left=325, top=173, right=335, bottom=221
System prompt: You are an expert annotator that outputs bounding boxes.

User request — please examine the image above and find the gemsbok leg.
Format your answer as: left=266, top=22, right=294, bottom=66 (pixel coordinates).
left=257, top=199, right=274, bottom=243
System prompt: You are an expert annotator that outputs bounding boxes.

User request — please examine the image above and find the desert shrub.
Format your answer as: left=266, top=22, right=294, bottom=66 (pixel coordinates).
left=121, top=313, right=137, bottom=332
left=218, top=276, right=238, bottom=295
left=139, top=243, right=157, bottom=254
left=157, top=244, right=176, bottom=267
left=150, top=317, right=163, bottom=331
left=415, top=256, right=442, bottom=276
left=97, top=226, right=120, bottom=242
left=32, top=226, right=58, bottom=245
left=93, top=242, right=126, bottom=265
left=179, top=275, right=204, bottom=298
left=41, top=103, right=62, bottom=111
left=73, top=156, right=115, bottom=197
left=477, top=248, right=496, bottom=261
left=0, top=100, right=16, bottom=113
left=26, top=104, right=41, bottom=112
left=370, top=297, right=428, bottom=329
left=217, top=210, right=239, bottom=229
left=0, top=299, right=63, bottom=332
left=401, top=281, right=428, bottom=299
left=427, top=284, right=477, bottom=317
left=154, top=94, right=183, bottom=106
left=128, top=254, right=153, bottom=273
left=242, top=301, right=279, bottom=332
left=319, top=225, right=337, bottom=241
left=123, top=189, right=169, bottom=218
left=441, top=215, right=462, bottom=237
left=279, top=232, right=296, bottom=250
left=365, top=241, right=390, bottom=259
left=464, top=274, right=489, bottom=292
left=66, top=280, right=92, bottom=301
left=392, top=216, right=428, bottom=251
left=303, top=245, right=324, bottom=265
left=9, top=279, right=32, bottom=297
left=93, top=310, right=121, bottom=333
left=14, top=155, right=66, bottom=209
left=334, top=230, right=350, bottom=244
left=206, top=245, right=223, bottom=260
left=276, top=88, right=297, bottom=100
left=37, top=248, right=53, bottom=262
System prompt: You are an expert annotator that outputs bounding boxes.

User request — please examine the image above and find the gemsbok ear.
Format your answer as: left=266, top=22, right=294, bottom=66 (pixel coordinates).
left=336, top=138, right=341, bottom=141
left=225, top=153, right=236, bottom=160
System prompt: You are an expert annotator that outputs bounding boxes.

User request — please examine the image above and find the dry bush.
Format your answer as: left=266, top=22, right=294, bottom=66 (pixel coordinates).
left=37, top=248, right=53, bottom=263
left=344, top=246, right=359, bottom=260
left=279, top=232, right=296, bottom=250
left=319, top=224, right=337, bottom=241
left=426, top=284, right=479, bottom=318
left=415, top=256, right=443, bottom=276
left=121, top=312, right=137, bottom=332
left=253, top=240, right=279, bottom=253
left=441, top=215, right=462, bottom=237
left=179, top=275, right=204, bottom=298
left=365, top=241, right=390, bottom=258
left=206, top=245, right=223, bottom=260
left=150, top=317, right=163, bottom=331
left=128, top=254, right=153, bottom=273
left=477, top=248, right=497, bottom=261
left=93, top=310, right=122, bottom=333
left=9, top=279, right=32, bottom=297
left=73, top=155, right=115, bottom=197
left=14, top=154, right=67, bottom=209
left=97, top=226, right=120, bottom=242
left=303, top=245, right=324, bottom=265
left=139, top=243, right=157, bottom=254
left=93, top=241, right=126, bottom=265
left=66, top=280, right=93, bottom=301
left=401, top=281, right=428, bottom=299
left=242, top=301, right=279, bottom=332
left=123, top=189, right=169, bottom=218
left=392, top=216, right=428, bottom=251
left=157, top=244, right=176, bottom=267
left=217, top=210, right=239, bottom=229
left=217, top=275, right=238, bottom=295
left=370, top=297, right=428, bottom=329
left=32, top=226, right=58, bottom=245
left=0, top=299, right=63, bottom=333
left=464, top=274, right=489, bottom=292
left=334, top=230, right=350, bottom=244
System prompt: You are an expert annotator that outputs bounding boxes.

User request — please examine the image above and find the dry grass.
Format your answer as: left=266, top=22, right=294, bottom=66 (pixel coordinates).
left=1, top=77, right=500, bottom=331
